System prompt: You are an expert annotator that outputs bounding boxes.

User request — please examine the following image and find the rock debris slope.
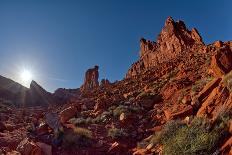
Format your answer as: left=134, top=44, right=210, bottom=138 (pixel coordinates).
left=0, top=17, right=232, bottom=155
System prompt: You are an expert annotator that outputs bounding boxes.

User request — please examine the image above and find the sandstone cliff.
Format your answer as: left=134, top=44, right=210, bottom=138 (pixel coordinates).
left=126, top=16, right=204, bottom=78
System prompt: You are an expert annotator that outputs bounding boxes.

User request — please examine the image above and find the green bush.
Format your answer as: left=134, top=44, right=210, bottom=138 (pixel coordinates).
left=223, top=71, right=232, bottom=92
left=63, top=127, right=92, bottom=148
left=159, top=118, right=228, bottom=155
left=112, top=105, right=142, bottom=117
left=108, top=128, right=128, bottom=139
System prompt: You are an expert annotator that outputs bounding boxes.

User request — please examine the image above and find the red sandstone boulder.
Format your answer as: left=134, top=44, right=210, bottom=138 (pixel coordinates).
left=197, top=85, right=230, bottom=119
left=16, top=138, right=42, bottom=155
left=211, top=46, right=232, bottom=77
left=35, top=123, right=50, bottom=136
left=164, top=105, right=193, bottom=121
left=59, top=106, right=77, bottom=123
left=45, top=112, right=63, bottom=132
left=36, top=142, right=52, bottom=155
left=192, top=78, right=221, bottom=107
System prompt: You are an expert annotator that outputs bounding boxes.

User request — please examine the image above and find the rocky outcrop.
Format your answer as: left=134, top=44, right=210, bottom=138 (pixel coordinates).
left=211, top=43, right=232, bottom=77
left=126, top=16, right=204, bottom=78
left=25, top=81, right=54, bottom=107
left=100, top=79, right=110, bottom=87
left=81, top=66, right=99, bottom=91
left=53, top=88, right=81, bottom=103
left=0, top=75, right=55, bottom=107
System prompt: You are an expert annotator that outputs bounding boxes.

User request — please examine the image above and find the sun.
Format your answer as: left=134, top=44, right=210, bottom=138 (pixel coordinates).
left=20, top=69, right=32, bottom=82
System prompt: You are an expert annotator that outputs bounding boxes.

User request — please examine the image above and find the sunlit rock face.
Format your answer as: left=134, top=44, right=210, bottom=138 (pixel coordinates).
left=81, top=65, right=99, bottom=91
left=126, top=16, right=204, bottom=78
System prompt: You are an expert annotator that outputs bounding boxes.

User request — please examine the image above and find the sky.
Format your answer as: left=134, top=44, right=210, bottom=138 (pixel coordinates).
left=0, top=0, right=231, bottom=92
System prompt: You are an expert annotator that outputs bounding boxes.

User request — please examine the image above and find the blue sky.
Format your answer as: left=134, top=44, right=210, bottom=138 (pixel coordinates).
left=0, top=0, right=231, bottom=92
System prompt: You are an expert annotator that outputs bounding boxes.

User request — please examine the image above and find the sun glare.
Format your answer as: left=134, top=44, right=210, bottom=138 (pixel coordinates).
left=20, top=69, right=32, bottom=82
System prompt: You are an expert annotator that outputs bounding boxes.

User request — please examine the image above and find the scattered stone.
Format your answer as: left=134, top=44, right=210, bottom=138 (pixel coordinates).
left=164, top=105, right=193, bottom=121
left=6, top=151, right=21, bottom=155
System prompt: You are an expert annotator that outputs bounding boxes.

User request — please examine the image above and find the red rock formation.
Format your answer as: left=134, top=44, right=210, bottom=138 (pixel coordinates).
left=59, top=106, right=77, bottom=123
left=126, top=16, right=204, bottom=78
left=211, top=44, right=232, bottom=77
left=81, top=65, right=99, bottom=91
left=25, top=80, right=54, bottom=107
left=100, top=79, right=110, bottom=87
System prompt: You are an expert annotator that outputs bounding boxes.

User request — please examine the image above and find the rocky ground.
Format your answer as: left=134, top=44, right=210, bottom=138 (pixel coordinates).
left=0, top=17, right=232, bottom=155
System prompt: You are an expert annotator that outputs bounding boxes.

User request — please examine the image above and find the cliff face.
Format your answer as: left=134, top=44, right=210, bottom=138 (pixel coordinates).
left=126, top=17, right=204, bottom=78
left=80, top=65, right=99, bottom=91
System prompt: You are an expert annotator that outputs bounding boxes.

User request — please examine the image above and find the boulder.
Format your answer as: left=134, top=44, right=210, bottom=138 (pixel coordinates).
left=16, top=138, right=42, bottom=155
left=45, top=112, right=63, bottom=132
left=197, top=86, right=230, bottom=119
left=119, top=112, right=134, bottom=126
left=59, top=106, right=77, bottom=123
left=211, top=47, right=232, bottom=77
left=36, top=142, right=52, bottom=155
left=192, top=78, right=221, bottom=107
left=35, top=123, right=49, bottom=136
left=164, top=105, right=193, bottom=121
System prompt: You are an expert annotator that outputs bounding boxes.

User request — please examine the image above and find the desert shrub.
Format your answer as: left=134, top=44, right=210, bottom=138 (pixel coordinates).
left=191, top=77, right=214, bottom=93
left=108, top=128, right=128, bottom=139
left=112, top=105, right=142, bottom=117
left=92, top=111, right=112, bottom=123
left=137, top=91, right=149, bottom=98
left=69, top=117, right=88, bottom=125
left=223, top=71, right=232, bottom=92
left=160, top=118, right=228, bottom=155
left=63, top=127, right=92, bottom=148
left=177, top=89, right=188, bottom=104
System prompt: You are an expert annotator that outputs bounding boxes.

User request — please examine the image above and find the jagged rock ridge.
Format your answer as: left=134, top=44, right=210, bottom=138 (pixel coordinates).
left=126, top=16, right=204, bottom=78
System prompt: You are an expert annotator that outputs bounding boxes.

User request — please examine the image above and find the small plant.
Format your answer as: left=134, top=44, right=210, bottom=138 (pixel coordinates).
left=191, top=77, right=214, bottom=94
left=69, top=117, right=88, bottom=125
left=160, top=118, right=228, bottom=155
left=108, top=128, right=128, bottom=139
left=112, top=105, right=142, bottom=117
left=63, top=127, right=92, bottom=148
left=223, top=71, right=232, bottom=92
